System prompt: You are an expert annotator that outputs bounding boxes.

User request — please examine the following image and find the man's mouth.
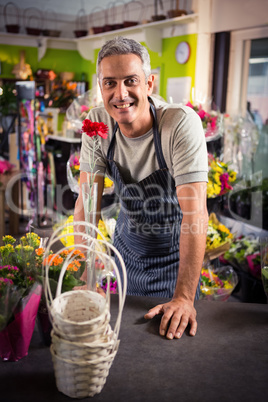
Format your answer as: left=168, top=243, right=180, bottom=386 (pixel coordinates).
left=114, top=103, right=134, bottom=109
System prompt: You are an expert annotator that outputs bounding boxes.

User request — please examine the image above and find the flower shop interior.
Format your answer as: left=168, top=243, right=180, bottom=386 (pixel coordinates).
left=0, top=0, right=268, bottom=399
left=1, top=0, right=268, bottom=300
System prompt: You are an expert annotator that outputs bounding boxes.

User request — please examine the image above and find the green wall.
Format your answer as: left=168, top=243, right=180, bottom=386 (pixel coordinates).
left=0, top=33, right=197, bottom=102
left=0, top=44, right=93, bottom=83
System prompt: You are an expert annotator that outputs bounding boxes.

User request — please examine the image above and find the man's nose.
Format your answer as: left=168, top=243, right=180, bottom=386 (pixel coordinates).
left=115, top=82, right=128, bottom=100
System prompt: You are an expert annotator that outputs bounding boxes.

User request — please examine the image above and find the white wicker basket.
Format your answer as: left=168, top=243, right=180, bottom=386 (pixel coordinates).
left=53, top=321, right=113, bottom=344
left=49, top=290, right=110, bottom=336
left=51, top=330, right=117, bottom=362
left=50, top=346, right=118, bottom=399
left=44, top=221, right=127, bottom=399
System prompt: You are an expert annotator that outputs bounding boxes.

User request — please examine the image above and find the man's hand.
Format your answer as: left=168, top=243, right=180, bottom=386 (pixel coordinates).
left=144, top=298, right=197, bottom=340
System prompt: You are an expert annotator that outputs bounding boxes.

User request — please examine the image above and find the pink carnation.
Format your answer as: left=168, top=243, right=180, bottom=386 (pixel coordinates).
left=0, top=160, right=15, bottom=174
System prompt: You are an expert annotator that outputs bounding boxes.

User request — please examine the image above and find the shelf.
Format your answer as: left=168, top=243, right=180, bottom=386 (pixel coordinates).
left=0, top=13, right=198, bottom=62
left=75, top=14, right=198, bottom=61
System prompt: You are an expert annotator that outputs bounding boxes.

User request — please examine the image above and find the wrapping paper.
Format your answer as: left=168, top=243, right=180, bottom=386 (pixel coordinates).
left=0, top=283, right=42, bottom=361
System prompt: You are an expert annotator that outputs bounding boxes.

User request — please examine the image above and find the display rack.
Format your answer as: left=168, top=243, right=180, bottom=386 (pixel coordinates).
left=16, top=81, right=53, bottom=229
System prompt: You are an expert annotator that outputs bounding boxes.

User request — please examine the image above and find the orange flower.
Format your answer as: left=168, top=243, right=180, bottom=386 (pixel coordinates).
left=35, top=247, right=45, bottom=256
left=60, top=250, right=70, bottom=258
left=43, top=254, right=54, bottom=265
left=67, top=260, right=80, bottom=272
left=51, top=256, right=64, bottom=266
left=71, top=250, right=85, bottom=259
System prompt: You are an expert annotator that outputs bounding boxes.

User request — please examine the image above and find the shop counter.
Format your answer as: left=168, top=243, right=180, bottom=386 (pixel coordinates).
left=1, top=295, right=267, bottom=402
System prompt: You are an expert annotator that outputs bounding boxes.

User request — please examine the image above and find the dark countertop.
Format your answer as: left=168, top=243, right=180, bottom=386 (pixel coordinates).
left=1, top=296, right=268, bottom=402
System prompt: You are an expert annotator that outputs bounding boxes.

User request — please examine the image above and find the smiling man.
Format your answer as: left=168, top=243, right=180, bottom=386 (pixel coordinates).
left=74, top=36, right=208, bottom=340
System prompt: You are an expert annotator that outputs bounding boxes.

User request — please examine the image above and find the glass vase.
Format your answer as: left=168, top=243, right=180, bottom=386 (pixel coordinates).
left=82, top=181, right=98, bottom=290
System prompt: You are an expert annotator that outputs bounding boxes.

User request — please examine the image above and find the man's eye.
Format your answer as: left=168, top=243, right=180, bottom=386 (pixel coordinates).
left=125, top=78, right=137, bottom=85
left=104, top=81, right=114, bottom=87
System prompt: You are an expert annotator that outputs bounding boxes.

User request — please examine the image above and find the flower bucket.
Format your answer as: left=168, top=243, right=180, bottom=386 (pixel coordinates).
left=0, top=283, right=42, bottom=361
left=44, top=221, right=127, bottom=398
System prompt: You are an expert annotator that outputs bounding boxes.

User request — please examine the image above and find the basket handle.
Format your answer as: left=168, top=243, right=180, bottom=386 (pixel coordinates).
left=23, top=7, right=43, bottom=29
left=111, top=0, right=125, bottom=24
left=44, top=9, right=58, bottom=31
left=3, top=2, right=20, bottom=26
left=124, top=0, right=144, bottom=22
left=44, top=220, right=127, bottom=344
left=75, top=8, right=87, bottom=30
left=44, top=219, right=112, bottom=303
left=88, top=6, right=105, bottom=27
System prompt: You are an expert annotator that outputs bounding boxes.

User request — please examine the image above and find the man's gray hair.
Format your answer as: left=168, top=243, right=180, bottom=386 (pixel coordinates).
left=97, top=36, right=151, bottom=82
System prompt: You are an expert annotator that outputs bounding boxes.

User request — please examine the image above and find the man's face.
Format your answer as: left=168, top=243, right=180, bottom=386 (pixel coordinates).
left=98, top=53, right=154, bottom=136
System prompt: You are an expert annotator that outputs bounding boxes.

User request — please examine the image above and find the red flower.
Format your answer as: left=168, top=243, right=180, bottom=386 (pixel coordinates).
left=186, top=101, right=194, bottom=108
left=81, top=119, right=108, bottom=139
left=210, top=116, right=217, bottom=129
left=197, top=109, right=206, bottom=120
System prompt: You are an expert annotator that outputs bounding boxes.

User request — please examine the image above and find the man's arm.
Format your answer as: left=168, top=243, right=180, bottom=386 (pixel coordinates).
left=144, top=182, right=208, bottom=339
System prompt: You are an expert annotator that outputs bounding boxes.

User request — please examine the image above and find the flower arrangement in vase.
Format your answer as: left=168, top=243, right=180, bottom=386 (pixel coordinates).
left=200, top=265, right=238, bottom=301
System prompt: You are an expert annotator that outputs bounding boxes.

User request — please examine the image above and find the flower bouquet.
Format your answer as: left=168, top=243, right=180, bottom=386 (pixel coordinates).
left=207, top=153, right=237, bottom=199
left=200, top=265, right=238, bottom=301
left=205, top=213, right=233, bottom=261
left=186, top=101, right=224, bottom=141
left=0, top=233, right=42, bottom=361
left=220, top=235, right=261, bottom=279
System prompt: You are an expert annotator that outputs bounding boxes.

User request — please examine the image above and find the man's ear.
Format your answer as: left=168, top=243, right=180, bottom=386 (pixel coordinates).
left=147, top=74, right=154, bottom=96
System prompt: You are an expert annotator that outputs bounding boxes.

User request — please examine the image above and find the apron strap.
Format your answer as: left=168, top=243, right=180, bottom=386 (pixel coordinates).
left=107, top=122, right=118, bottom=161
left=106, top=102, right=168, bottom=170
left=150, top=103, right=168, bottom=170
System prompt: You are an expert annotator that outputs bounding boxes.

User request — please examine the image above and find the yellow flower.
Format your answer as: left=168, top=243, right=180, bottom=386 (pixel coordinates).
left=2, top=235, right=16, bottom=245
left=104, top=177, right=114, bottom=188
left=97, top=219, right=110, bottom=240
left=207, top=179, right=221, bottom=198
left=23, top=245, right=34, bottom=253
left=214, top=172, right=221, bottom=186
left=210, top=161, right=223, bottom=173
left=229, top=171, right=237, bottom=182
left=1, top=244, right=14, bottom=254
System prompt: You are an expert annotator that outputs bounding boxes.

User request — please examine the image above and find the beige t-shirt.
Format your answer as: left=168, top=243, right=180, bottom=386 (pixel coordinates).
left=79, top=96, right=208, bottom=186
